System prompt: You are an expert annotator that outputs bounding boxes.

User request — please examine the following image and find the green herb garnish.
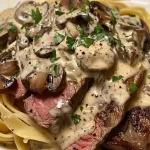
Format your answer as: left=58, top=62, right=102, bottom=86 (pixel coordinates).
left=110, top=10, right=117, bottom=25
left=0, top=27, right=3, bottom=33
left=77, top=25, right=85, bottom=37
left=34, top=35, right=40, bottom=41
left=80, top=106, right=83, bottom=112
left=9, top=23, right=17, bottom=33
left=81, top=6, right=87, bottom=13
left=80, top=37, right=94, bottom=48
left=12, top=72, right=20, bottom=78
left=129, top=14, right=136, bottom=17
left=115, top=33, right=126, bottom=49
left=21, top=24, right=29, bottom=30
left=66, top=36, right=76, bottom=53
left=0, top=47, right=3, bottom=53
left=54, top=65, right=60, bottom=77
left=55, top=11, right=65, bottom=16
left=50, top=50, right=60, bottom=63
left=92, top=25, right=105, bottom=35
left=34, top=66, right=38, bottom=70
left=147, top=75, right=150, bottom=79
left=92, top=25, right=107, bottom=41
left=127, top=22, right=135, bottom=26
left=71, top=114, right=80, bottom=124
left=31, top=8, right=42, bottom=24
left=76, top=60, right=81, bottom=67
left=130, top=83, right=138, bottom=93
left=54, top=33, right=65, bottom=45
left=69, top=6, right=77, bottom=13
left=112, top=75, right=123, bottom=82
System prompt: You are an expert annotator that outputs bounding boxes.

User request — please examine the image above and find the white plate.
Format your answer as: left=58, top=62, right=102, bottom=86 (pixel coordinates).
left=0, top=0, right=149, bottom=149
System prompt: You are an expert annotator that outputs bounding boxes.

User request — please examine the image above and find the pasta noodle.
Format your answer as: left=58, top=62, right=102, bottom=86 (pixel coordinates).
left=0, top=0, right=149, bottom=149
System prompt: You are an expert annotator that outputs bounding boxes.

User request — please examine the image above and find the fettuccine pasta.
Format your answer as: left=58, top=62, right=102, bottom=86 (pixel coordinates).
left=0, top=0, right=149, bottom=150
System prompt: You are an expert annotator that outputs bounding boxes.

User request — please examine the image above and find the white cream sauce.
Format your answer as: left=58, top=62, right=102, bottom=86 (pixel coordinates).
left=57, top=78, right=130, bottom=149
left=76, top=41, right=115, bottom=71
left=0, top=1, right=150, bottom=150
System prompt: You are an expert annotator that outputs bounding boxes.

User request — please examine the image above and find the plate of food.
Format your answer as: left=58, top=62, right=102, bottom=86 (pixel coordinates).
left=0, top=0, right=150, bottom=150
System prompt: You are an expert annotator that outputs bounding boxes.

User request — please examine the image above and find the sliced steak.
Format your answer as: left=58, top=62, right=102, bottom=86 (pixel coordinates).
left=24, top=79, right=92, bottom=133
left=103, top=107, right=150, bottom=150
left=56, top=71, right=145, bottom=150
left=9, top=79, right=27, bottom=99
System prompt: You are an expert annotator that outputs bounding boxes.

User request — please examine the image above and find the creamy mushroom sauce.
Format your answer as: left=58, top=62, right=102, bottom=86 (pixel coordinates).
left=0, top=0, right=150, bottom=149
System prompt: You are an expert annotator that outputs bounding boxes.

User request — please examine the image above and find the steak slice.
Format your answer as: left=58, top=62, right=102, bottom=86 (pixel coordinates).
left=103, top=107, right=150, bottom=150
left=56, top=71, right=145, bottom=150
left=9, top=79, right=27, bottom=99
left=24, top=78, right=92, bottom=133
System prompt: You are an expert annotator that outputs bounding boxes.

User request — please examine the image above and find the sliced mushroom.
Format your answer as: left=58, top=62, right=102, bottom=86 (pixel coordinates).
left=56, top=9, right=98, bottom=33
left=15, top=1, right=50, bottom=24
left=27, top=72, right=48, bottom=94
left=0, top=75, right=16, bottom=92
left=132, top=29, right=147, bottom=50
left=17, top=34, right=29, bottom=49
left=0, top=61, right=19, bottom=76
left=60, top=0, right=89, bottom=9
left=47, top=64, right=66, bottom=93
left=118, top=15, right=142, bottom=30
left=35, top=47, right=54, bottom=58
left=0, top=22, right=18, bottom=47
left=0, top=52, right=12, bottom=63
left=125, top=70, right=145, bottom=94
left=90, top=1, right=111, bottom=23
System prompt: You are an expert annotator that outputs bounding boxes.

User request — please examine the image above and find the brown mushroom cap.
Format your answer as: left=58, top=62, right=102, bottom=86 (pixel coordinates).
left=27, top=71, right=48, bottom=94
left=0, top=61, right=19, bottom=76
left=89, top=1, right=111, bottom=22
left=60, top=0, right=89, bottom=9
left=47, top=64, right=66, bottom=93
left=15, top=1, right=50, bottom=24
left=0, top=75, right=16, bottom=92
left=0, top=22, right=18, bottom=47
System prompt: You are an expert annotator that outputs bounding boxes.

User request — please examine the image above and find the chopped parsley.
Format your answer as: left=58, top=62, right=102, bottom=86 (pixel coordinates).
left=0, top=27, right=3, bottom=33
left=115, top=33, right=126, bottom=50
left=110, top=10, right=117, bottom=25
left=76, top=60, right=81, bottom=67
left=9, top=23, right=17, bottom=33
left=81, top=6, right=87, bottom=13
left=80, top=106, right=83, bottom=112
left=129, top=14, right=136, bottom=17
left=127, top=22, right=135, bottom=26
left=69, top=6, right=77, bottom=13
left=54, top=65, right=60, bottom=77
left=92, top=25, right=105, bottom=35
left=92, top=25, right=107, bottom=41
left=21, top=24, right=29, bottom=30
left=55, top=11, right=65, bottom=16
left=33, top=66, right=38, bottom=70
left=66, top=36, right=76, bottom=53
left=50, top=50, right=60, bottom=63
left=54, top=33, right=65, bottom=45
left=71, top=114, right=80, bottom=124
left=130, top=83, right=138, bottom=93
left=80, top=37, right=94, bottom=48
left=0, top=47, right=3, bottom=53
left=31, top=8, right=42, bottom=24
left=12, top=72, right=20, bottom=78
left=112, top=75, right=123, bottom=82
left=77, top=25, right=85, bottom=37
left=147, top=75, right=150, bottom=79
left=34, top=35, right=40, bottom=41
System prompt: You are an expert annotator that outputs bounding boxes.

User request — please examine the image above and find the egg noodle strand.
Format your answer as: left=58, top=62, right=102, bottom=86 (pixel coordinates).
left=0, top=0, right=149, bottom=149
